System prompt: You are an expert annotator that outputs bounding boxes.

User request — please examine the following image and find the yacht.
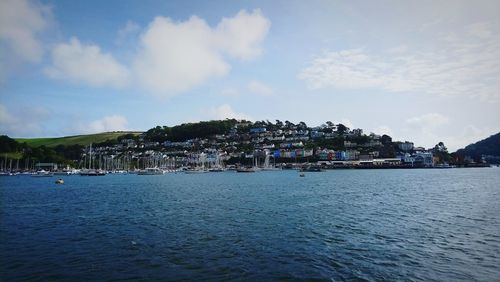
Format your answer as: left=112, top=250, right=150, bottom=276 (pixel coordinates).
left=236, top=166, right=256, bottom=173
left=31, top=170, right=54, bottom=177
left=79, top=169, right=106, bottom=176
left=137, top=167, right=165, bottom=175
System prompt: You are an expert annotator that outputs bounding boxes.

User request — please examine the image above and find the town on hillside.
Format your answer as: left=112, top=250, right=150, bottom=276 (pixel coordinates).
left=0, top=119, right=492, bottom=174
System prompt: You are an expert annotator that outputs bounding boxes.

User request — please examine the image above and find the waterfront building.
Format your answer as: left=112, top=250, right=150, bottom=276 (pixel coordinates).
left=398, top=141, right=414, bottom=152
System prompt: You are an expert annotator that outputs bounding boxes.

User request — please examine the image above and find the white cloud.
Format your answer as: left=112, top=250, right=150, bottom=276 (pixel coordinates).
left=465, top=22, right=492, bottom=39
left=372, top=125, right=393, bottom=136
left=0, top=0, right=51, bottom=63
left=45, top=37, right=130, bottom=88
left=214, top=9, right=270, bottom=60
left=386, top=44, right=408, bottom=54
left=336, top=118, right=354, bottom=129
left=445, top=124, right=500, bottom=151
left=209, top=104, right=252, bottom=121
left=406, top=113, right=450, bottom=129
left=0, top=0, right=52, bottom=80
left=0, top=103, right=50, bottom=136
left=133, top=9, right=270, bottom=97
left=402, top=113, right=450, bottom=148
left=134, top=16, right=229, bottom=95
left=81, top=115, right=129, bottom=134
left=248, top=80, right=274, bottom=96
left=299, top=22, right=500, bottom=102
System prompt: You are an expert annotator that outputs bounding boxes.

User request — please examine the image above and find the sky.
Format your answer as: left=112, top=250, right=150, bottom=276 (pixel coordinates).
left=1, top=0, right=499, bottom=151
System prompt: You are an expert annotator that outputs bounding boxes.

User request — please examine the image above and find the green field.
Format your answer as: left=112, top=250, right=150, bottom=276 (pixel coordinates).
left=0, top=152, right=23, bottom=159
left=16, top=131, right=143, bottom=147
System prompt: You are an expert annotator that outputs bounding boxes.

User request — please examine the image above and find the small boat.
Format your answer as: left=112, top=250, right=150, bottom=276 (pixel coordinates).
left=236, top=167, right=256, bottom=173
left=300, top=166, right=323, bottom=172
left=55, top=179, right=64, bottom=184
left=208, top=167, right=225, bottom=172
left=31, top=170, right=54, bottom=177
left=184, top=168, right=209, bottom=174
left=79, top=169, right=106, bottom=176
left=260, top=166, right=281, bottom=171
left=299, top=172, right=305, bottom=177
left=434, top=163, right=454, bottom=169
left=137, top=167, right=165, bottom=175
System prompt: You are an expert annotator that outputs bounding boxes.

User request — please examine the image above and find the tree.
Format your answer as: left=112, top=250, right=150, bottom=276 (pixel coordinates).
left=298, top=121, right=307, bottom=130
left=434, top=141, right=448, bottom=153
left=433, top=141, right=450, bottom=163
left=275, top=120, right=283, bottom=129
left=381, top=134, right=392, bottom=145
left=337, top=124, right=348, bottom=135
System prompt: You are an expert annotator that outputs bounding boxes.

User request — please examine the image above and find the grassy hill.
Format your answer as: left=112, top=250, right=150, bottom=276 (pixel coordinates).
left=16, top=131, right=143, bottom=148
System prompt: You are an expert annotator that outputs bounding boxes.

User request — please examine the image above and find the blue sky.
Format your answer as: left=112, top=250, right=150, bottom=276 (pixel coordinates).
left=1, top=0, right=499, bottom=151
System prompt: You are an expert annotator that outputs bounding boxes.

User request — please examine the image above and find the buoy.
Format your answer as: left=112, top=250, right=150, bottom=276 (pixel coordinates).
left=55, top=179, right=64, bottom=184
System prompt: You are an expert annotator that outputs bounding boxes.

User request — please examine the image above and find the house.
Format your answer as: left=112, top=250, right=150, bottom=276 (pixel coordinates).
left=250, top=127, right=267, bottom=134
left=413, top=152, right=434, bottom=167
left=336, top=151, right=346, bottom=161
left=398, top=141, right=414, bottom=152
left=345, top=150, right=360, bottom=161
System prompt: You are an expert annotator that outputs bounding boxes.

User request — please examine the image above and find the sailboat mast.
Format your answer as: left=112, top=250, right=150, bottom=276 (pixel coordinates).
left=89, top=143, right=92, bottom=169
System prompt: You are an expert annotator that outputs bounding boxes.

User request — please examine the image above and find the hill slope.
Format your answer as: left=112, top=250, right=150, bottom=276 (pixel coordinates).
left=455, top=132, right=500, bottom=157
left=16, top=131, right=142, bottom=147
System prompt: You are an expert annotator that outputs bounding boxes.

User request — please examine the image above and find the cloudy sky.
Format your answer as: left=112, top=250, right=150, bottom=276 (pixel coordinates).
left=1, top=0, right=499, bottom=150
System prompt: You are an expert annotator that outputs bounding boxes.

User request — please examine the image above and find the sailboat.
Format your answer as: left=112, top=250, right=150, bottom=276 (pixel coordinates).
left=80, top=143, right=106, bottom=176
left=236, top=156, right=258, bottom=172
left=208, top=153, right=225, bottom=172
left=185, top=153, right=209, bottom=174
left=261, top=153, right=281, bottom=171
left=138, top=167, right=165, bottom=175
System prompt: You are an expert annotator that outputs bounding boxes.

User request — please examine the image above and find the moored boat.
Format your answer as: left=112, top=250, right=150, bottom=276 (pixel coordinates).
left=184, top=168, right=209, bottom=174
left=236, top=167, right=256, bottom=173
left=79, top=169, right=106, bottom=176
left=299, top=166, right=323, bottom=172
left=31, top=170, right=54, bottom=177
left=137, top=167, right=165, bottom=175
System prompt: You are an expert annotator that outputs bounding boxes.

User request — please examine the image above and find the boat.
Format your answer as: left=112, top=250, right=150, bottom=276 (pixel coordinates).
left=55, top=179, right=64, bottom=184
left=434, top=163, right=454, bottom=168
left=261, top=154, right=281, bottom=171
left=208, top=167, right=225, bottom=172
left=31, top=170, right=54, bottom=177
left=79, top=143, right=106, bottom=176
left=299, top=172, right=305, bottom=177
left=79, top=169, right=106, bottom=176
left=260, top=167, right=281, bottom=171
left=236, top=167, right=256, bottom=173
left=184, top=168, right=209, bottom=174
left=208, top=154, right=225, bottom=172
left=137, top=167, right=165, bottom=175
left=299, top=166, right=323, bottom=172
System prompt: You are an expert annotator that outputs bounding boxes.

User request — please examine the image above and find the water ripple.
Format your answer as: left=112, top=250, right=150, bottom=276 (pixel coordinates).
left=1, top=169, right=500, bottom=281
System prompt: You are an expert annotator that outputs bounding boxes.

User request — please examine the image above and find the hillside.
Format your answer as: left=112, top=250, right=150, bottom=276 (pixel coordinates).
left=15, top=131, right=143, bottom=147
left=455, top=132, right=500, bottom=158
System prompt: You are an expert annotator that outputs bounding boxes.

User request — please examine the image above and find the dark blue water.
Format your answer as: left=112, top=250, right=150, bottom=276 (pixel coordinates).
left=1, top=168, right=500, bottom=281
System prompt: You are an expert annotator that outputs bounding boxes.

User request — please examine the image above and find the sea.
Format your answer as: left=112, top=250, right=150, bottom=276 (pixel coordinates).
left=1, top=168, right=499, bottom=281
